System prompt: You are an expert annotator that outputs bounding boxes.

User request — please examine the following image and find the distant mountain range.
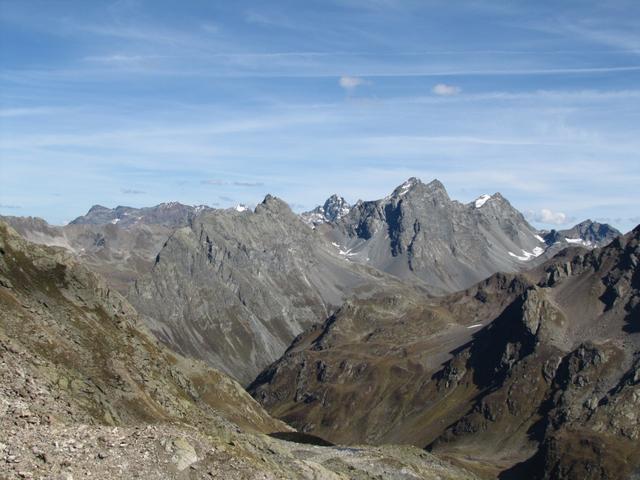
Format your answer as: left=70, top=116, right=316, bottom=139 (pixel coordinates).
left=304, top=177, right=620, bottom=292
left=1, top=178, right=622, bottom=383
left=1, top=177, right=636, bottom=479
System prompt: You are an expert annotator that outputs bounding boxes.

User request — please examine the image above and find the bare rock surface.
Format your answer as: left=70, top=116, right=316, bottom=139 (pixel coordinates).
left=0, top=221, right=477, bottom=479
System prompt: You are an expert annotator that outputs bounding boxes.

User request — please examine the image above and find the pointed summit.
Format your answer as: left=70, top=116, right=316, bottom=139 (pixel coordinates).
left=301, top=194, right=351, bottom=226
left=474, top=194, right=492, bottom=208
left=256, top=194, right=293, bottom=216
left=322, top=195, right=351, bottom=222
left=391, top=177, right=423, bottom=197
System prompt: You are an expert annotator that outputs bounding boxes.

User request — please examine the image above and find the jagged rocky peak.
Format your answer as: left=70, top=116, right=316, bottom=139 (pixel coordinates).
left=542, top=219, right=622, bottom=248
left=88, top=204, right=110, bottom=213
left=473, top=194, right=492, bottom=208
left=301, top=194, right=351, bottom=226
left=388, top=177, right=449, bottom=202
left=254, top=194, right=301, bottom=223
left=322, top=194, right=351, bottom=221
left=390, top=176, right=422, bottom=196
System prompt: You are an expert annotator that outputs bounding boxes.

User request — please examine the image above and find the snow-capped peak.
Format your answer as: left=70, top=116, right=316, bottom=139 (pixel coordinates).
left=323, top=194, right=350, bottom=220
left=235, top=204, right=248, bottom=212
left=392, top=177, right=421, bottom=197
left=301, top=195, right=351, bottom=227
left=474, top=194, right=491, bottom=208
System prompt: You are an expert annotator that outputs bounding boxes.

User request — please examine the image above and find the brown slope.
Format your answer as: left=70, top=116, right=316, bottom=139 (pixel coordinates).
left=0, top=221, right=285, bottom=434
left=0, top=221, right=479, bottom=480
left=249, top=225, right=640, bottom=479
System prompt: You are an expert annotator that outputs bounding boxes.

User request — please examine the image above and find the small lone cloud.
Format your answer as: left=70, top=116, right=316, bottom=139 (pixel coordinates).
left=339, top=76, right=367, bottom=91
left=122, top=188, right=146, bottom=195
left=432, top=83, right=461, bottom=96
left=0, top=203, right=21, bottom=209
left=528, top=208, right=570, bottom=226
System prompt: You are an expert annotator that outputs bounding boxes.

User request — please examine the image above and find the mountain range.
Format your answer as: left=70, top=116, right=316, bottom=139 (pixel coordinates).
left=249, top=225, right=640, bottom=478
left=2, top=177, right=635, bottom=479
left=0, top=221, right=475, bottom=479
left=1, top=178, right=621, bottom=384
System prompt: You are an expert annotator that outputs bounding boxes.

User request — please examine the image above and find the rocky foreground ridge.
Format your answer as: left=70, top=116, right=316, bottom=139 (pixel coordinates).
left=0, top=221, right=477, bottom=479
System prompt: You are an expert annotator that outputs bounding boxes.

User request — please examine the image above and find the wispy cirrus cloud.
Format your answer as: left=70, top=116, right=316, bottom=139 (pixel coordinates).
left=0, top=107, right=61, bottom=117
left=201, top=179, right=264, bottom=187
left=1, top=0, right=639, bottom=232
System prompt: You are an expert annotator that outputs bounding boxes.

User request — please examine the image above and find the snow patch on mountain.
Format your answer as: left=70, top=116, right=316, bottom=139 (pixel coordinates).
left=474, top=194, right=491, bottom=208
left=508, top=246, right=544, bottom=261
left=301, top=195, right=351, bottom=227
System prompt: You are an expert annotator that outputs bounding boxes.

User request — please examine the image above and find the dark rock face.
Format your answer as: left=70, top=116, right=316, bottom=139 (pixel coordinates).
left=249, top=225, right=640, bottom=479
left=542, top=219, right=621, bottom=248
left=301, top=194, right=351, bottom=226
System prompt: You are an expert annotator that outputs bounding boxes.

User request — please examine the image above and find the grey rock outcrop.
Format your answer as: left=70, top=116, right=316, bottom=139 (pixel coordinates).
left=301, top=194, right=351, bottom=227
left=324, top=178, right=545, bottom=292
left=130, top=195, right=402, bottom=384
left=303, top=179, right=621, bottom=293
left=541, top=219, right=621, bottom=249
left=69, top=201, right=212, bottom=228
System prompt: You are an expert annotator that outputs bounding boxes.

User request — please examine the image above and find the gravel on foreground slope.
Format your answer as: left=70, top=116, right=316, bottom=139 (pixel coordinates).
left=0, top=221, right=477, bottom=480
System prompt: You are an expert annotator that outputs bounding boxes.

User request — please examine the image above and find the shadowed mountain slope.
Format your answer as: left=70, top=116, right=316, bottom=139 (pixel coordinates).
left=249, top=225, right=640, bottom=479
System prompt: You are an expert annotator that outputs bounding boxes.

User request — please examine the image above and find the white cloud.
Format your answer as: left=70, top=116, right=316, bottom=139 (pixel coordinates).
left=432, top=83, right=461, bottom=96
left=339, top=76, right=366, bottom=91
left=528, top=208, right=569, bottom=226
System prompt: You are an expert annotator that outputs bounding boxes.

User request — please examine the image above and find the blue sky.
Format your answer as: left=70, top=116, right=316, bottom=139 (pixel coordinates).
left=1, top=0, right=639, bottom=231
